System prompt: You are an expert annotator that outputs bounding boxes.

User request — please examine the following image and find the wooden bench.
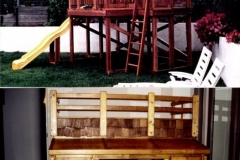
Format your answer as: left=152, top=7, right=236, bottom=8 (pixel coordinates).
left=49, top=90, right=210, bottom=160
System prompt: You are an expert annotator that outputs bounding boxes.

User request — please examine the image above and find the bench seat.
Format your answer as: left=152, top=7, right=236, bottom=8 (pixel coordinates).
left=49, top=138, right=209, bottom=155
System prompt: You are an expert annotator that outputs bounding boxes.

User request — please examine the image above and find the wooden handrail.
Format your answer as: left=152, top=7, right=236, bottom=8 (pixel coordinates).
left=57, top=105, right=193, bottom=114
left=56, top=92, right=193, bottom=103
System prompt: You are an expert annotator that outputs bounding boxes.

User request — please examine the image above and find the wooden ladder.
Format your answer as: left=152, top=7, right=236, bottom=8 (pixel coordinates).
left=125, top=0, right=150, bottom=76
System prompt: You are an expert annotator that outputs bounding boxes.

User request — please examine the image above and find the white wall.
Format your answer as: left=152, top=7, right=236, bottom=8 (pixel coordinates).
left=0, top=23, right=203, bottom=52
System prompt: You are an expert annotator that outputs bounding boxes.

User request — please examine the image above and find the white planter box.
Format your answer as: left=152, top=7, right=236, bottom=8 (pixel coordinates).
left=212, top=37, right=240, bottom=87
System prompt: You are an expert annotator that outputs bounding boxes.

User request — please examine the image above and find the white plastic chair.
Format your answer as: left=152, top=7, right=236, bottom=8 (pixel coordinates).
left=169, top=46, right=212, bottom=86
left=113, top=82, right=170, bottom=87
left=200, top=58, right=225, bottom=87
left=167, top=58, right=225, bottom=87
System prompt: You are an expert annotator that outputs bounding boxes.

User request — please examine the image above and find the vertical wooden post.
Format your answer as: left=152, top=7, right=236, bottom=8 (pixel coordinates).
left=148, top=92, right=155, bottom=136
left=99, top=17, right=103, bottom=59
left=70, top=16, right=74, bottom=62
left=86, top=17, right=91, bottom=57
left=50, top=90, right=57, bottom=137
left=55, top=37, right=60, bottom=63
left=127, top=20, right=131, bottom=42
left=104, top=0, right=109, bottom=8
left=68, top=0, right=71, bottom=10
left=49, top=42, right=55, bottom=63
left=151, top=0, right=155, bottom=8
left=105, top=17, right=111, bottom=74
left=77, top=0, right=80, bottom=9
left=192, top=95, right=199, bottom=137
left=93, top=0, right=97, bottom=9
left=152, top=17, right=158, bottom=72
left=100, top=91, right=107, bottom=136
left=116, top=19, right=120, bottom=51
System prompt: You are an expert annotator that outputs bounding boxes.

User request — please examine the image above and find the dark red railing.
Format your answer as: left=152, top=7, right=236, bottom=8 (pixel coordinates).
left=68, top=0, right=191, bottom=10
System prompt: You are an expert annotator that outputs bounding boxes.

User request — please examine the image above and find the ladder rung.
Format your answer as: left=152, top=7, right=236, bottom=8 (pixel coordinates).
left=133, top=31, right=142, bottom=34
left=128, top=63, right=138, bottom=67
left=134, top=21, right=144, bottom=23
left=131, top=42, right=140, bottom=45
left=130, top=52, right=140, bottom=56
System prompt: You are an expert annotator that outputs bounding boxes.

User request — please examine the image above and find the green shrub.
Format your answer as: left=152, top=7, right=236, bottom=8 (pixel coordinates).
left=45, top=0, right=68, bottom=26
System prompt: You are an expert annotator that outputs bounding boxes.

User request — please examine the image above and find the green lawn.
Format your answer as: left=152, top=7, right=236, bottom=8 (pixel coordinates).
left=0, top=51, right=225, bottom=87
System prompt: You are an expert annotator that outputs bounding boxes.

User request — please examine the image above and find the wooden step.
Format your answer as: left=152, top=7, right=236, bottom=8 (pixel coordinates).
left=129, top=52, right=140, bottom=56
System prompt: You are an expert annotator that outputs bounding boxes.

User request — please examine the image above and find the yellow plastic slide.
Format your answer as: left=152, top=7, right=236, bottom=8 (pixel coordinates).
left=12, top=18, right=70, bottom=70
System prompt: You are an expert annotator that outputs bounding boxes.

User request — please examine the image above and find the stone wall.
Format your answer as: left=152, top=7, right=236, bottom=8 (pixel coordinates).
left=1, top=6, right=48, bottom=26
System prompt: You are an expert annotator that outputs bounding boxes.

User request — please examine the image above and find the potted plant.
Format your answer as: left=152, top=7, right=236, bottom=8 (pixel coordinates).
left=194, top=12, right=229, bottom=46
left=194, top=0, right=240, bottom=87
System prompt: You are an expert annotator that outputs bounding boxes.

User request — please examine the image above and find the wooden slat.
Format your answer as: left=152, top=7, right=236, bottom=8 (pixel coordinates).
left=57, top=105, right=192, bottom=114
left=110, top=23, right=130, bottom=36
left=56, top=92, right=193, bottom=104
left=107, top=94, right=148, bottom=100
left=57, top=93, right=100, bottom=99
left=50, top=90, right=57, bottom=137
left=192, top=95, right=199, bottom=137
left=100, top=91, right=107, bottom=136
left=171, top=101, right=190, bottom=106
left=148, top=92, right=155, bottom=136
left=155, top=95, right=193, bottom=103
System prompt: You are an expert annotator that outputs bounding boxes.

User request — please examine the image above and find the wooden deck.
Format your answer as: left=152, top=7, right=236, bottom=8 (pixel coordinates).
left=51, top=0, right=192, bottom=75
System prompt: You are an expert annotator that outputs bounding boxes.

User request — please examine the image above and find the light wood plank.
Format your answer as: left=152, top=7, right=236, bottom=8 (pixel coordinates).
left=57, top=105, right=192, bottom=113
left=56, top=92, right=193, bottom=104
left=57, top=93, right=100, bottom=99
left=100, top=91, right=107, bottom=136
left=148, top=92, right=155, bottom=136
left=192, top=95, right=199, bottom=137
left=50, top=90, right=57, bottom=137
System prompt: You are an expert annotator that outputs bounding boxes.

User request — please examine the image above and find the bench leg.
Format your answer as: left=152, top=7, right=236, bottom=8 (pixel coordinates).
left=49, top=155, right=55, bottom=160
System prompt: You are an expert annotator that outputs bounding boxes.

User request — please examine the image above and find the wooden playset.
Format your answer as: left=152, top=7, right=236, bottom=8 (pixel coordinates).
left=50, top=0, right=192, bottom=75
left=49, top=90, right=210, bottom=160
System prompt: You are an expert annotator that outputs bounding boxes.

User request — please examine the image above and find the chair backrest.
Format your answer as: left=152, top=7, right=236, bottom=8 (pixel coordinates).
left=191, top=46, right=212, bottom=86
left=201, top=58, right=225, bottom=87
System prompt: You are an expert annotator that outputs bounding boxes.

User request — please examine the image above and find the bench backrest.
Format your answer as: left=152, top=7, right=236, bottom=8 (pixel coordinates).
left=50, top=90, right=199, bottom=139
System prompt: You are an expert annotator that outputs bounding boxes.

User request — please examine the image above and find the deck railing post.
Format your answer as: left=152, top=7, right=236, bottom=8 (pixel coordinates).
left=100, top=91, right=107, bottom=136
left=148, top=92, right=155, bottom=136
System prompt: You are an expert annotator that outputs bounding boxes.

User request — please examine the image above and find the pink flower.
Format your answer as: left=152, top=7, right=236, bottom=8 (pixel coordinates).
left=214, top=28, right=219, bottom=33
left=194, top=12, right=240, bottom=44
